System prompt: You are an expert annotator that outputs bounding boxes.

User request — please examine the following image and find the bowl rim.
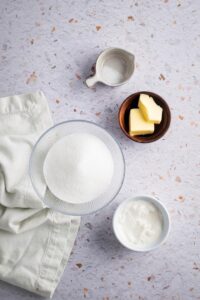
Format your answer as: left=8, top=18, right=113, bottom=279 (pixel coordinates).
left=112, top=194, right=171, bottom=252
left=29, top=119, right=126, bottom=216
left=118, top=91, right=171, bottom=143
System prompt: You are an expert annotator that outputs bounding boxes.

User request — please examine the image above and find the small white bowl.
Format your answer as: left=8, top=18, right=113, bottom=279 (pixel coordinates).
left=113, top=195, right=170, bottom=252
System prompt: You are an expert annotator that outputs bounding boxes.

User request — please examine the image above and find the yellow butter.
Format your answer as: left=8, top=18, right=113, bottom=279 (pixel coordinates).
left=129, top=109, right=154, bottom=136
left=139, top=94, right=163, bottom=124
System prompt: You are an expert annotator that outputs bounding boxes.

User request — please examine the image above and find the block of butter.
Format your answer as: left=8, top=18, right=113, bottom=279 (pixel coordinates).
left=129, top=109, right=154, bottom=136
left=139, top=94, right=163, bottom=124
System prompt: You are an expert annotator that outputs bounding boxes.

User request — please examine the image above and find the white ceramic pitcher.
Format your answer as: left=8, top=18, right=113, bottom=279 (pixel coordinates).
left=86, top=48, right=135, bottom=88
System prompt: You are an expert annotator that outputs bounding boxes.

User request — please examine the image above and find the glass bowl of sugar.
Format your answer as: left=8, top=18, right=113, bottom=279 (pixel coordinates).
left=29, top=120, right=125, bottom=215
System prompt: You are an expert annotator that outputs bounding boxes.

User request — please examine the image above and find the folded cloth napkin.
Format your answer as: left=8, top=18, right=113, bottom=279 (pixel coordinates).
left=0, top=91, right=80, bottom=297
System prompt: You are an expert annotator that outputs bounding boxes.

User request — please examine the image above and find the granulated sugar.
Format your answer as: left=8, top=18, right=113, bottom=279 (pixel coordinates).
left=43, top=133, right=114, bottom=204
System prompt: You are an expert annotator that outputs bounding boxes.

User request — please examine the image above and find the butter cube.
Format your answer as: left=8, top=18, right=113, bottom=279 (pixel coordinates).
left=139, top=94, right=163, bottom=124
left=129, top=109, right=154, bottom=136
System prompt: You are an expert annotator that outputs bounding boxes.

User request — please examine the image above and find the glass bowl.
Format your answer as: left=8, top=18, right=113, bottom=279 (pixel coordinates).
left=29, top=120, right=125, bottom=216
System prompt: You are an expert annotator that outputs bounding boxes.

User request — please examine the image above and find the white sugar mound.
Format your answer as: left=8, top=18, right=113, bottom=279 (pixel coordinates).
left=43, top=133, right=114, bottom=204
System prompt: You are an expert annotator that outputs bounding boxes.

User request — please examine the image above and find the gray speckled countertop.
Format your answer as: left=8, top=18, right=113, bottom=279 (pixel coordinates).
left=0, top=0, right=200, bottom=299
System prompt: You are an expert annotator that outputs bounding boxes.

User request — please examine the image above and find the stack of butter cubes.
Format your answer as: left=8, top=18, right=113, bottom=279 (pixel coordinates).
left=129, top=94, right=163, bottom=136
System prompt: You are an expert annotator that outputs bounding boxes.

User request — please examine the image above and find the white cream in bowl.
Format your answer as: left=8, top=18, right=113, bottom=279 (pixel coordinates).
left=113, top=195, right=170, bottom=251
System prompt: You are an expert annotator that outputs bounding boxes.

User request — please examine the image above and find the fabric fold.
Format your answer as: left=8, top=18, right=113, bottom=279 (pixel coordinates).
left=0, top=91, right=80, bottom=297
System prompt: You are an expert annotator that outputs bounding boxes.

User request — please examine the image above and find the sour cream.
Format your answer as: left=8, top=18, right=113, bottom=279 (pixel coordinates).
left=113, top=198, right=164, bottom=251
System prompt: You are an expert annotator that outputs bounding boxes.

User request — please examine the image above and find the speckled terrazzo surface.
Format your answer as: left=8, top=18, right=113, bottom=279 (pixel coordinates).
left=0, top=0, right=200, bottom=299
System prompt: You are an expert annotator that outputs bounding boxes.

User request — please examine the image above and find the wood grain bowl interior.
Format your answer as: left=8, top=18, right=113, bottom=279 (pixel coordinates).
left=119, top=91, right=171, bottom=143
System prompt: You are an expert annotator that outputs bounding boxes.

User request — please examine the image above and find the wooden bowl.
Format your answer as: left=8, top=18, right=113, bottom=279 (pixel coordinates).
left=119, top=91, right=171, bottom=143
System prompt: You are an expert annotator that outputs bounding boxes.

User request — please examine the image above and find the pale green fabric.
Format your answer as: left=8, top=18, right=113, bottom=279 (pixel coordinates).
left=0, top=91, right=80, bottom=297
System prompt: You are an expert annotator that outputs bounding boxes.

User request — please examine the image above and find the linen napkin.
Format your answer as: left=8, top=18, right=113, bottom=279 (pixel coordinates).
left=0, top=91, right=80, bottom=297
